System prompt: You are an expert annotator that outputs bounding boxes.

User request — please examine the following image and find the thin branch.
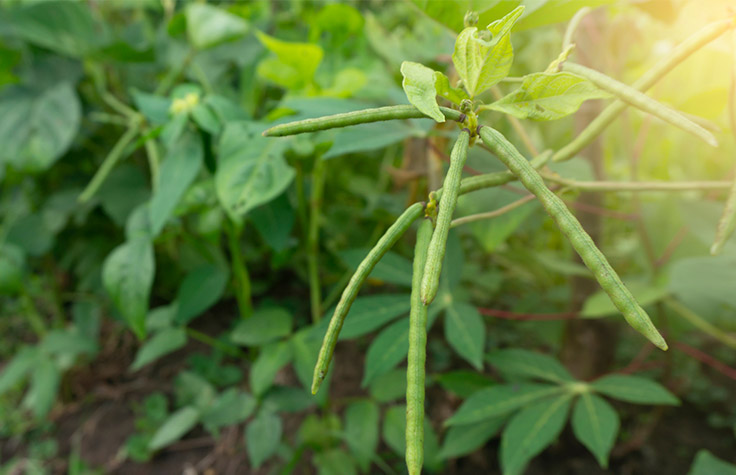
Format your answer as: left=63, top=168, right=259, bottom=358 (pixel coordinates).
left=544, top=175, right=732, bottom=192
left=674, top=341, right=736, bottom=380
left=478, top=307, right=579, bottom=321
left=451, top=194, right=536, bottom=228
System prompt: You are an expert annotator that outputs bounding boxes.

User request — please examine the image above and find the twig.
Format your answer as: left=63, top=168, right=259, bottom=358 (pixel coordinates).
left=450, top=194, right=536, bottom=227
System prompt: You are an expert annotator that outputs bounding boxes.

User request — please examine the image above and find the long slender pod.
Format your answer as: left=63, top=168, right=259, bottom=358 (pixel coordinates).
left=421, top=130, right=471, bottom=305
left=263, top=105, right=464, bottom=137
left=553, top=17, right=733, bottom=162
left=479, top=126, right=668, bottom=350
left=406, top=219, right=432, bottom=475
left=563, top=62, right=717, bottom=147
left=311, top=202, right=424, bottom=394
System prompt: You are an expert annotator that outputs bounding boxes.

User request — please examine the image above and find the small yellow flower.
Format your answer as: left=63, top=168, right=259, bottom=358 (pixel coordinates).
left=170, top=92, right=200, bottom=115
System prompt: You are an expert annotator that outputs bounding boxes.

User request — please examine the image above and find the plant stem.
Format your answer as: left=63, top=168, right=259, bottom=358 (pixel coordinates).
left=543, top=175, right=732, bottom=192
left=451, top=193, right=536, bottom=227
left=225, top=219, right=252, bottom=319
left=308, top=157, right=327, bottom=323
left=186, top=328, right=248, bottom=358
left=665, top=299, right=736, bottom=350
left=144, top=137, right=161, bottom=192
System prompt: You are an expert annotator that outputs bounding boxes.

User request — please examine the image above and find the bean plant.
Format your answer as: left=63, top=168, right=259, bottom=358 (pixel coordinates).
left=265, top=8, right=735, bottom=475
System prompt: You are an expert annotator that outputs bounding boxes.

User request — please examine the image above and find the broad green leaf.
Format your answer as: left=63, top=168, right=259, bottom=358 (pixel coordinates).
left=688, top=450, right=736, bottom=475
left=175, top=371, right=216, bottom=409
left=382, top=405, right=443, bottom=471
left=361, top=318, right=409, bottom=387
left=515, top=0, right=617, bottom=32
left=8, top=1, right=108, bottom=57
left=339, top=250, right=413, bottom=287
left=102, top=236, right=155, bottom=339
left=439, top=417, right=505, bottom=459
left=0, top=243, right=25, bottom=293
left=571, top=393, right=619, bottom=468
left=481, top=72, right=609, bottom=120
left=0, top=347, right=39, bottom=395
left=148, top=406, right=200, bottom=451
left=452, top=6, right=522, bottom=97
left=256, top=31, right=323, bottom=90
left=149, top=130, right=203, bottom=236
left=250, top=341, right=293, bottom=396
left=174, top=265, right=230, bottom=325
left=591, top=374, right=679, bottom=405
left=409, top=0, right=524, bottom=34
left=298, top=413, right=341, bottom=447
left=6, top=214, right=54, bottom=256
left=434, top=71, right=470, bottom=105
left=400, top=61, right=445, bottom=122
left=186, top=3, right=249, bottom=50
left=344, top=400, right=379, bottom=472
left=215, top=122, right=295, bottom=219
left=201, top=388, right=256, bottom=433
left=40, top=329, right=98, bottom=359
left=670, top=256, right=736, bottom=311
left=368, top=369, right=406, bottom=403
left=334, top=294, right=410, bottom=340
left=0, top=82, right=81, bottom=172
left=500, top=394, right=573, bottom=475
left=22, top=357, right=61, bottom=418
left=444, top=302, right=485, bottom=369
left=447, top=383, right=562, bottom=426
left=322, top=120, right=421, bottom=159
left=313, top=449, right=358, bottom=475
left=246, top=410, right=282, bottom=469
left=251, top=193, right=295, bottom=252
left=486, top=348, right=575, bottom=383
left=130, top=328, right=188, bottom=371
left=262, top=385, right=316, bottom=413
left=434, top=370, right=494, bottom=398
left=231, top=307, right=293, bottom=347
left=582, top=280, right=668, bottom=318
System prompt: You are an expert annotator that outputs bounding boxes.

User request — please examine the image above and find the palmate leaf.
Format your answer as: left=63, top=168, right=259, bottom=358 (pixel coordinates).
left=481, top=72, right=610, bottom=120
left=571, top=393, right=620, bottom=468
left=590, top=374, right=679, bottom=405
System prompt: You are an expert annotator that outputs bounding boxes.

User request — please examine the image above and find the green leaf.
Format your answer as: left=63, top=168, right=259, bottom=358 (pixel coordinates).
left=582, top=280, right=668, bottom=318
left=344, top=400, right=379, bottom=472
left=688, top=450, right=736, bottom=475
left=250, top=341, right=293, bottom=396
left=250, top=192, right=295, bottom=252
left=486, top=348, right=575, bottom=383
left=452, top=6, right=523, bottom=97
left=434, top=370, right=495, bottom=398
left=439, top=417, right=505, bottom=459
left=130, top=328, right=187, bottom=371
left=175, top=371, right=216, bottom=409
left=0, top=243, right=25, bottom=293
left=102, top=236, right=155, bottom=339
left=515, top=0, right=617, bottom=32
left=409, top=0, right=524, bottom=34
left=256, top=31, right=323, bottom=90
left=149, top=131, right=203, bottom=236
left=336, top=294, right=411, bottom=340
left=313, top=449, right=358, bottom=475
left=246, top=409, right=283, bottom=469
left=0, top=347, right=38, bottom=395
left=481, top=72, right=610, bottom=120
left=500, top=394, right=573, bottom=475
left=186, top=3, right=249, bottom=50
left=215, top=122, right=295, bottom=219
left=670, top=256, right=736, bottom=311
left=400, top=61, right=445, bottom=123
left=148, top=406, right=200, bottom=451
left=447, top=383, right=562, bottom=426
left=434, top=71, right=470, bottom=105
left=22, top=357, right=61, bottom=418
left=40, top=329, right=98, bottom=358
left=591, top=374, right=679, bottom=405
left=444, top=302, right=485, bottom=369
left=361, top=318, right=409, bottom=387
left=368, top=369, right=406, bottom=403
left=382, top=405, right=442, bottom=471
left=262, top=385, right=315, bottom=413
left=231, top=307, right=293, bottom=347
left=0, top=82, right=81, bottom=172
left=201, top=388, right=256, bottom=433
left=174, top=265, right=230, bottom=325
left=339, top=250, right=413, bottom=287
left=6, top=214, right=54, bottom=256
left=571, top=393, right=619, bottom=468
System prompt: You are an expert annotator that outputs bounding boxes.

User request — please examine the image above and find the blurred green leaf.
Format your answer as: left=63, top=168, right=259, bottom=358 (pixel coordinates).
left=0, top=347, right=39, bottom=395
left=334, top=294, right=411, bottom=340
left=582, top=280, right=668, bottom=318
left=344, top=400, right=379, bottom=472
left=486, top=348, right=575, bottom=383
left=381, top=405, right=442, bottom=471
left=445, top=302, right=485, bottom=369
left=688, top=450, right=736, bottom=475
left=447, top=383, right=562, bottom=426
left=434, top=370, right=494, bottom=398
left=186, top=3, right=249, bottom=50
left=201, top=388, right=256, bottom=433
left=571, top=393, right=619, bottom=468
left=175, top=265, right=230, bottom=325
left=250, top=341, right=293, bottom=396
left=256, top=31, right=323, bottom=90
left=339, top=250, right=413, bottom=287
left=368, top=369, right=406, bottom=403
left=439, top=417, right=505, bottom=459
left=22, top=357, right=60, bottom=418
left=6, top=214, right=53, bottom=256
left=246, top=409, right=282, bottom=469
left=361, top=318, right=409, bottom=387
left=130, top=328, right=187, bottom=371
left=0, top=243, right=25, bottom=293
left=148, top=406, right=200, bottom=451
left=591, top=374, right=679, bottom=405
left=231, top=307, right=293, bottom=347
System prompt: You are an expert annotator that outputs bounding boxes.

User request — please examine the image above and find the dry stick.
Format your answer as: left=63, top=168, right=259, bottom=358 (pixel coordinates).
left=479, top=126, right=668, bottom=350
left=553, top=17, right=734, bottom=162
left=311, top=203, right=425, bottom=394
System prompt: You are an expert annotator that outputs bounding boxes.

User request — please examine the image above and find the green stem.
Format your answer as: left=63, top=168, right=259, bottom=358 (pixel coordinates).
left=544, top=175, right=732, bottom=192
left=226, top=219, right=252, bottom=319
left=553, top=17, right=734, bottom=162
left=479, top=126, right=667, bottom=351
left=144, top=137, right=161, bottom=192
left=562, top=6, right=592, bottom=50
left=665, top=299, right=736, bottom=350
left=451, top=193, right=536, bottom=228
left=263, top=105, right=464, bottom=137
left=308, top=158, right=327, bottom=323
left=186, top=328, right=248, bottom=358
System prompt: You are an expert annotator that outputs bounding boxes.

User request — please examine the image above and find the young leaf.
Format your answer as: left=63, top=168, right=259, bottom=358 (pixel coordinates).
left=246, top=409, right=283, bottom=469
left=344, top=400, right=379, bottom=472
left=400, top=61, right=445, bottom=123
left=444, top=301, right=485, bottom=369
left=149, top=407, right=200, bottom=451
left=256, top=31, right=323, bottom=90
left=481, top=72, right=610, bottom=120
left=231, top=307, right=293, bottom=347
left=434, top=71, right=470, bottom=105
left=102, top=236, right=155, bottom=339
left=130, top=328, right=187, bottom=371
left=174, top=265, right=230, bottom=325
left=571, top=393, right=620, bottom=468
left=590, top=374, right=679, bottom=405
left=186, top=3, right=249, bottom=50
left=447, top=383, right=563, bottom=426
left=486, top=348, right=575, bottom=383
left=500, top=394, right=573, bottom=475
left=439, top=417, right=505, bottom=459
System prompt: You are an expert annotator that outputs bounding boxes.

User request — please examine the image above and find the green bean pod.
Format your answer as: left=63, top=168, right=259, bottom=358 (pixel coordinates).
left=421, top=130, right=471, bottom=305
left=563, top=62, right=717, bottom=148
left=711, top=178, right=736, bottom=255
left=263, top=105, right=464, bottom=137
left=406, top=219, right=432, bottom=475
left=311, top=202, right=424, bottom=394
left=554, top=18, right=733, bottom=162
left=479, top=126, right=668, bottom=350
